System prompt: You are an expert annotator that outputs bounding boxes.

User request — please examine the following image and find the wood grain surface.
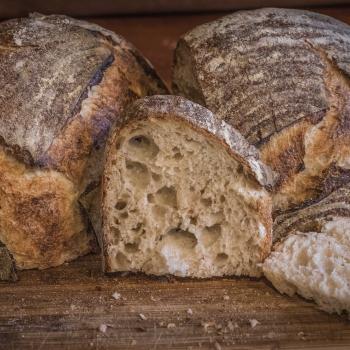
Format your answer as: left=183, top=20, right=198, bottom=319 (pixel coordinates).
left=1, top=8, right=350, bottom=350
left=1, top=254, right=350, bottom=350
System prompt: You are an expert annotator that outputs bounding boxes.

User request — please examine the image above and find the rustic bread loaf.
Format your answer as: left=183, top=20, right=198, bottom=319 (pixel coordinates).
left=263, top=217, right=350, bottom=316
left=0, top=14, right=167, bottom=270
left=101, top=95, right=274, bottom=278
left=173, top=8, right=350, bottom=215
left=173, top=8, right=350, bottom=310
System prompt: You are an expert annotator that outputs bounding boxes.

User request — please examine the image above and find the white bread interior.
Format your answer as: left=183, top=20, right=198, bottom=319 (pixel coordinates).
left=263, top=217, right=350, bottom=315
left=103, top=118, right=271, bottom=278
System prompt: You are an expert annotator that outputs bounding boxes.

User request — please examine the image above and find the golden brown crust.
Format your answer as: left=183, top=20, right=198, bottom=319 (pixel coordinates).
left=0, top=14, right=167, bottom=270
left=262, top=48, right=350, bottom=213
left=173, top=8, right=350, bottom=218
left=0, top=148, right=94, bottom=269
left=41, top=42, right=166, bottom=187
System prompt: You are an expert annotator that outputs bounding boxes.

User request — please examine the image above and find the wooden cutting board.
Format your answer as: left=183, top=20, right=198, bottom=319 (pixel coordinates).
left=1, top=254, right=349, bottom=349
left=1, top=8, right=350, bottom=349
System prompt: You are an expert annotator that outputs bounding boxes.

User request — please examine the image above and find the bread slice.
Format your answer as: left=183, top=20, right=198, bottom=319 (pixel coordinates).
left=0, top=14, right=166, bottom=269
left=101, top=95, right=274, bottom=278
left=263, top=217, right=350, bottom=315
left=173, top=8, right=350, bottom=215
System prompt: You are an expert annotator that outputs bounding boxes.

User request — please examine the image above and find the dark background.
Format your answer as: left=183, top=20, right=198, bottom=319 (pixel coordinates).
left=1, top=0, right=350, bottom=18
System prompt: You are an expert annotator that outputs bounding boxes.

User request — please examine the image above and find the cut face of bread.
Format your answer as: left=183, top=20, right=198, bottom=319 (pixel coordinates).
left=263, top=217, right=350, bottom=315
left=102, top=96, right=273, bottom=278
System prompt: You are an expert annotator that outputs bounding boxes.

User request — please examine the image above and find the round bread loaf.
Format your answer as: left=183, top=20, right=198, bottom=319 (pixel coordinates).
left=0, top=14, right=167, bottom=269
left=173, top=8, right=350, bottom=218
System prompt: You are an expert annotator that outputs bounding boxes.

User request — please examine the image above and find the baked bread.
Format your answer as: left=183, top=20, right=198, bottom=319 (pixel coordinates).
left=173, top=8, right=350, bottom=215
left=101, top=95, right=274, bottom=278
left=273, top=181, right=350, bottom=242
left=263, top=217, right=350, bottom=316
left=0, top=14, right=166, bottom=269
left=0, top=243, right=17, bottom=282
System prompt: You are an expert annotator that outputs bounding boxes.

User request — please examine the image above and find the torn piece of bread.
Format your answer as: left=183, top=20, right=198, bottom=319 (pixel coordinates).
left=263, top=217, right=350, bottom=315
left=102, top=95, right=274, bottom=278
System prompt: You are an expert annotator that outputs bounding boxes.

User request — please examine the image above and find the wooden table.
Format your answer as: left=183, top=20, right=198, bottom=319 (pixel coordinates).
left=1, top=8, right=350, bottom=350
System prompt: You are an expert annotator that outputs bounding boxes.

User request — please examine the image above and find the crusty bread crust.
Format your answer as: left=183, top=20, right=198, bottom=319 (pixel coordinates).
left=274, top=181, right=350, bottom=242
left=101, top=95, right=274, bottom=272
left=173, top=8, right=350, bottom=215
left=0, top=14, right=167, bottom=269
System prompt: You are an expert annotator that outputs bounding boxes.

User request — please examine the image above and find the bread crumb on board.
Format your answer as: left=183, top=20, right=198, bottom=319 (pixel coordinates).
left=112, top=292, right=121, bottom=300
left=249, top=319, right=260, bottom=328
left=139, top=313, right=147, bottom=320
left=214, top=341, right=222, bottom=350
left=99, top=324, right=108, bottom=333
left=167, top=323, right=176, bottom=329
left=227, top=320, right=239, bottom=331
left=298, top=331, right=307, bottom=340
left=187, top=308, right=193, bottom=315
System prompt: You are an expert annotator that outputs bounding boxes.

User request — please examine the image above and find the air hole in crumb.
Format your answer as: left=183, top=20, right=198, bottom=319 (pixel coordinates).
left=190, top=216, right=197, bottom=225
left=201, top=197, right=212, bottom=207
left=236, top=164, right=243, bottom=174
left=115, top=252, right=130, bottom=269
left=215, top=253, right=228, bottom=266
left=111, top=227, right=121, bottom=244
left=220, top=195, right=226, bottom=203
left=174, top=152, right=183, bottom=160
left=150, top=186, right=177, bottom=208
left=114, top=217, right=120, bottom=225
left=132, top=223, right=142, bottom=232
left=201, top=224, right=222, bottom=247
left=172, top=147, right=183, bottom=160
left=124, top=242, right=140, bottom=253
left=120, top=212, right=129, bottom=219
left=125, top=160, right=150, bottom=189
left=115, top=137, right=124, bottom=150
left=127, top=135, right=159, bottom=159
left=151, top=172, right=161, bottom=182
left=189, top=186, right=195, bottom=192
left=152, top=205, right=167, bottom=219
left=167, top=228, right=198, bottom=248
left=115, top=201, right=127, bottom=210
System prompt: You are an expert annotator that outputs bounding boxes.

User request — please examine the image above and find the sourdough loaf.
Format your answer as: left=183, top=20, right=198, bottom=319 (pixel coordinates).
left=101, top=95, right=274, bottom=278
left=0, top=14, right=167, bottom=269
left=173, top=8, right=350, bottom=215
